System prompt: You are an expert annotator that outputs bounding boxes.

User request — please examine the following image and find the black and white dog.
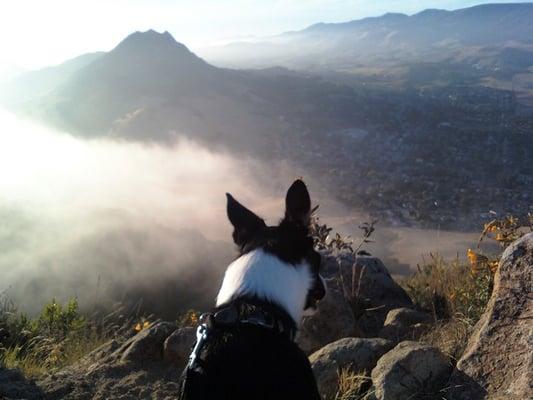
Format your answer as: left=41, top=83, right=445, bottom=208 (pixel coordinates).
left=178, top=179, right=325, bottom=400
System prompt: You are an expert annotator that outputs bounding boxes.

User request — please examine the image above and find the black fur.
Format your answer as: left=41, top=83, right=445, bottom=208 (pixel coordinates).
left=178, top=180, right=324, bottom=400
left=179, top=322, right=321, bottom=400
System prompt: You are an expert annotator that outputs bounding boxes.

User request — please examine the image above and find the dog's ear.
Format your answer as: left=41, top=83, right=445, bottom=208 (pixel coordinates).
left=226, top=193, right=266, bottom=247
left=284, top=179, right=311, bottom=226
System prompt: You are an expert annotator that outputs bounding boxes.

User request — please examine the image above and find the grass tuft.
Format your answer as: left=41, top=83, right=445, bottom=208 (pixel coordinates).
left=335, top=368, right=373, bottom=400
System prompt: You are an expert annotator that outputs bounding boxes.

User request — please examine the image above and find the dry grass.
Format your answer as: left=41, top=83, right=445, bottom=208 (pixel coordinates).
left=419, top=318, right=473, bottom=363
left=401, top=254, right=494, bottom=323
left=335, top=368, right=373, bottom=400
left=1, top=331, right=109, bottom=378
left=400, top=213, right=533, bottom=363
left=399, top=254, right=494, bottom=363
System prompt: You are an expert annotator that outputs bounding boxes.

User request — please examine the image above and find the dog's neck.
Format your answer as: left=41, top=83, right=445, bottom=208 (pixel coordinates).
left=216, top=248, right=313, bottom=326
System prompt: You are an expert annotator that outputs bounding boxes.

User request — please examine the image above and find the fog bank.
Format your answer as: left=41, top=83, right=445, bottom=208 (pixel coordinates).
left=0, top=109, right=483, bottom=316
left=0, top=110, right=294, bottom=316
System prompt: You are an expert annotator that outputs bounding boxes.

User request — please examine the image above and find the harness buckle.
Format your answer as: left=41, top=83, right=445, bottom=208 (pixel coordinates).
left=187, top=323, right=209, bottom=371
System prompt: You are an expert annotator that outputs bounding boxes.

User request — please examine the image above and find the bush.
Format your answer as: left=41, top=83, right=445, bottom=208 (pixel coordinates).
left=35, top=298, right=86, bottom=339
left=311, top=213, right=377, bottom=320
left=0, top=296, right=136, bottom=377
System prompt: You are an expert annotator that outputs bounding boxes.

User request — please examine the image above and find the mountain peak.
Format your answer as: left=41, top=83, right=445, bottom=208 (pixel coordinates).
left=113, top=29, right=189, bottom=53
left=106, top=29, right=212, bottom=71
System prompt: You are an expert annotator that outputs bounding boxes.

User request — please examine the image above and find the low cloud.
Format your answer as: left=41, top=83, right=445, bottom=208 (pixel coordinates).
left=0, top=109, right=293, bottom=316
left=0, top=109, right=482, bottom=317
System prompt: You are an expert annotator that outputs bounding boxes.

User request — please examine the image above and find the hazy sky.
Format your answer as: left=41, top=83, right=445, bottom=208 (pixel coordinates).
left=1, top=0, right=532, bottom=71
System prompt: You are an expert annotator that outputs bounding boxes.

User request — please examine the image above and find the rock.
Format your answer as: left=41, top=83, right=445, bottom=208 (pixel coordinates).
left=321, top=251, right=413, bottom=337
left=120, top=321, right=176, bottom=363
left=163, top=326, right=196, bottom=368
left=297, top=287, right=357, bottom=354
left=0, top=367, right=45, bottom=400
left=449, top=233, right=533, bottom=400
left=378, top=308, right=433, bottom=342
left=37, top=322, right=184, bottom=400
left=309, top=338, right=394, bottom=399
left=371, top=341, right=452, bottom=400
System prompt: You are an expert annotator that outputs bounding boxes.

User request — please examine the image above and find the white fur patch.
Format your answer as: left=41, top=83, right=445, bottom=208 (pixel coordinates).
left=216, top=249, right=313, bottom=325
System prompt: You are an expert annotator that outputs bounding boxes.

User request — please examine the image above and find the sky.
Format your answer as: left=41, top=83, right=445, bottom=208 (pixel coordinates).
left=0, top=0, right=532, bottom=71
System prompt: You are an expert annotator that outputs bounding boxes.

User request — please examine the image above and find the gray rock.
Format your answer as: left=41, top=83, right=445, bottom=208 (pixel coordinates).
left=297, top=287, right=357, bottom=354
left=38, top=322, right=183, bottom=399
left=309, top=337, right=394, bottom=399
left=321, top=251, right=413, bottom=337
left=120, top=321, right=176, bottom=363
left=449, top=233, right=533, bottom=400
left=0, top=367, right=45, bottom=400
left=378, top=308, right=433, bottom=342
left=163, top=326, right=196, bottom=368
left=371, top=341, right=452, bottom=400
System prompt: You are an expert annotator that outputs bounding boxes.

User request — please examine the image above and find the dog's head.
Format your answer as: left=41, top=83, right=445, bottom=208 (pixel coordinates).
left=218, top=179, right=326, bottom=323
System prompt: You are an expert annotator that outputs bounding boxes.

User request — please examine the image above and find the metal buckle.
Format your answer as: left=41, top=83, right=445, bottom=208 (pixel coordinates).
left=187, top=323, right=208, bottom=370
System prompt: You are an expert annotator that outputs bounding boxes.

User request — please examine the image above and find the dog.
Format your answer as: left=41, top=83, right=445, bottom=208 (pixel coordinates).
left=177, top=179, right=326, bottom=400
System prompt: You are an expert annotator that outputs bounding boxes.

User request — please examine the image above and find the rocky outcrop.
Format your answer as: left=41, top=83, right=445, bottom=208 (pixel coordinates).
left=371, top=341, right=452, bottom=400
left=320, top=251, right=413, bottom=337
left=378, top=308, right=433, bottom=342
left=163, top=326, right=196, bottom=368
left=449, top=233, right=533, bottom=400
left=299, top=251, right=413, bottom=352
left=310, top=337, right=394, bottom=399
left=298, top=287, right=358, bottom=354
left=37, top=322, right=183, bottom=400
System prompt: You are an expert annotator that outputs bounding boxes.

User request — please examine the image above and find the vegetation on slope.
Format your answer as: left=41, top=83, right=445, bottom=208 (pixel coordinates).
left=0, top=297, right=141, bottom=377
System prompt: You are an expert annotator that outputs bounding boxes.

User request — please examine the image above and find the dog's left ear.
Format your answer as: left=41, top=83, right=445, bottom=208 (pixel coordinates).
left=226, top=193, right=266, bottom=247
left=284, top=179, right=311, bottom=226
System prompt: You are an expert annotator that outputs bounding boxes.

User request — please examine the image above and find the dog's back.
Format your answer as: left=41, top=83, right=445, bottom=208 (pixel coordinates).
left=179, top=323, right=320, bottom=400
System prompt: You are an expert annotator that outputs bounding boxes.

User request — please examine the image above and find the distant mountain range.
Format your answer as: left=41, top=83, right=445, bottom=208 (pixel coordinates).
left=1, top=7, right=532, bottom=229
left=203, top=3, right=533, bottom=106
left=205, top=3, right=533, bottom=68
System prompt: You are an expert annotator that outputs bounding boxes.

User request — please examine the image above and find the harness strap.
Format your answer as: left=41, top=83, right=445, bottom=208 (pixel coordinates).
left=209, top=302, right=297, bottom=340
left=184, top=301, right=297, bottom=374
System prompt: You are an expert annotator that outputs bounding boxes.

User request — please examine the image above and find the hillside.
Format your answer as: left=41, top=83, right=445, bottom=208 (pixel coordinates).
left=1, top=29, right=531, bottom=229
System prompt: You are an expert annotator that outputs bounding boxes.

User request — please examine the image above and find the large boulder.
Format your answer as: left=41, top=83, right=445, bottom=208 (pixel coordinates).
left=449, top=233, right=533, bottom=400
left=371, top=341, right=452, bottom=400
left=321, top=251, right=413, bottom=337
left=309, top=337, right=394, bottom=399
left=163, top=326, right=196, bottom=368
left=119, top=321, right=177, bottom=363
left=378, top=308, right=433, bottom=342
left=298, top=287, right=358, bottom=354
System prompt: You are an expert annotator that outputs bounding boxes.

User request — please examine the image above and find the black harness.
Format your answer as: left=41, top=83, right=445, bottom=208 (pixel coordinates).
left=178, top=301, right=297, bottom=397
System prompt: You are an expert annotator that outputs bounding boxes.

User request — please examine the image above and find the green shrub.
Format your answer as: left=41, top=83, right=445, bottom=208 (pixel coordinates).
left=0, top=297, right=110, bottom=377
left=34, top=298, right=86, bottom=339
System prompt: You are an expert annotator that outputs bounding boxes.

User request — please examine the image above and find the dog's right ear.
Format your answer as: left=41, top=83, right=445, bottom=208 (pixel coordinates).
left=226, top=193, right=266, bottom=247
